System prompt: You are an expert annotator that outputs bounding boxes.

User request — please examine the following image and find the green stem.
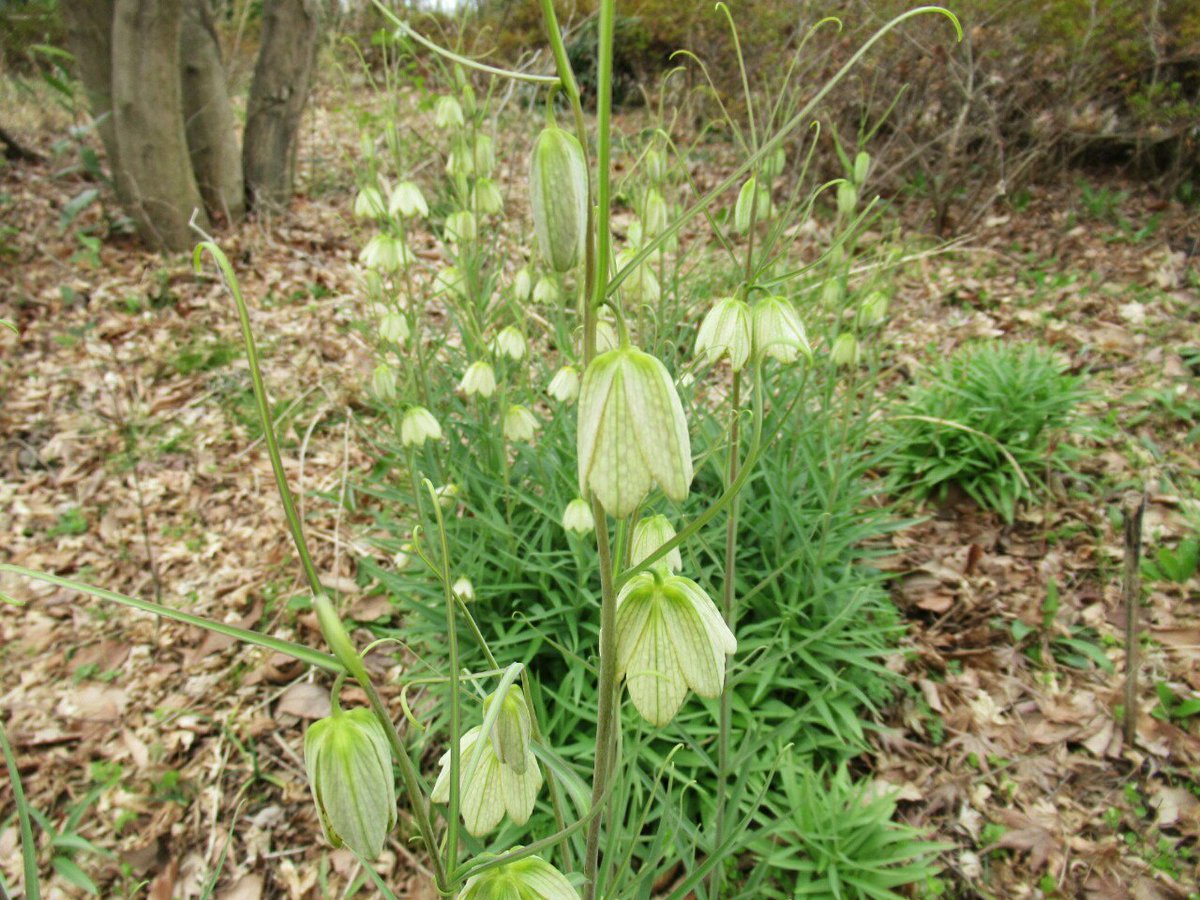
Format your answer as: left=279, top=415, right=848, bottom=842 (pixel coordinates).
left=711, top=369, right=742, bottom=895
left=193, top=242, right=323, bottom=597
left=0, top=717, right=39, bottom=900
left=582, top=3, right=618, bottom=894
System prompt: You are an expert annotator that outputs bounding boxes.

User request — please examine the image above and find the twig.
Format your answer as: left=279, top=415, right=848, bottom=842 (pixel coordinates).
left=1122, top=490, right=1147, bottom=746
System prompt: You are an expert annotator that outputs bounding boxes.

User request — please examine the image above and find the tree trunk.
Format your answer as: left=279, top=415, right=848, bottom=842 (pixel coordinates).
left=60, top=0, right=120, bottom=172
left=111, top=0, right=209, bottom=251
left=181, top=0, right=245, bottom=224
left=243, top=0, right=320, bottom=211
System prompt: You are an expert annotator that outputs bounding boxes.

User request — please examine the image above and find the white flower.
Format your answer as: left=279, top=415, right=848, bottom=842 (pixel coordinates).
left=547, top=365, right=580, bottom=402
left=751, top=295, right=811, bottom=364
left=595, top=319, right=618, bottom=353
left=630, top=514, right=682, bottom=573
left=460, top=855, right=577, bottom=900
left=561, top=498, right=595, bottom=535
left=858, top=291, right=889, bottom=327
left=353, top=184, right=387, bottom=220
left=430, top=723, right=542, bottom=836
left=370, top=363, right=396, bottom=401
left=359, top=234, right=413, bottom=273
left=616, top=248, right=660, bottom=306
left=830, top=332, right=862, bottom=367
left=379, top=311, right=408, bottom=345
left=388, top=181, right=428, bottom=218
left=615, top=572, right=737, bottom=727
left=460, top=361, right=497, bottom=398
left=577, top=346, right=692, bottom=518
left=695, top=296, right=752, bottom=371
left=436, top=483, right=460, bottom=508
left=453, top=576, right=475, bottom=602
left=503, top=404, right=538, bottom=442
left=471, top=177, right=503, bottom=215
left=445, top=210, right=477, bottom=246
left=473, top=133, right=496, bottom=175
left=642, top=187, right=669, bottom=236
left=491, top=326, right=527, bottom=361
left=532, top=276, right=559, bottom=306
left=400, top=406, right=442, bottom=447
left=513, top=266, right=534, bottom=302
left=434, top=95, right=464, bottom=129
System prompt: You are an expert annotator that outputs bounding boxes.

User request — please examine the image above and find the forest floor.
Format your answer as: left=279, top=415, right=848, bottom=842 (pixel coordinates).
left=2, top=79, right=1200, bottom=900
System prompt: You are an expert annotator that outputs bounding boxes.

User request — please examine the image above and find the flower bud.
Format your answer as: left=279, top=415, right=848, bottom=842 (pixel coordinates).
left=446, top=137, right=474, bottom=178
left=453, top=576, right=475, bottom=602
left=400, top=406, right=442, bottom=447
left=446, top=210, right=477, bottom=246
left=578, top=346, right=692, bottom=518
left=644, top=148, right=667, bottom=183
left=503, top=404, right=538, bottom=442
left=853, top=150, right=871, bottom=185
left=436, top=483, right=460, bottom=508
left=830, top=332, right=862, bottom=367
left=363, top=269, right=385, bottom=305
left=360, top=234, right=412, bottom=272
left=353, top=184, right=386, bottom=220
left=533, top=276, right=560, bottom=306
left=695, top=296, right=752, bottom=371
left=379, top=311, right=408, bottom=346
left=388, top=181, right=428, bottom=218
left=616, top=248, right=660, bottom=306
left=630, top=514, right=682, bottom=572
left=530, top=126, right=588, bottom=272
left=471, top=176, right=504, bottom=215
left=304, top=708, right=395, bottom=859
left=473, top=133, right=495, bottom=175
left=561, top=498, right=595, bottom=535
left=513, top=266, right=533, bottom=302
left=752, top=296, right=811, bottom=364
left=370, top=363, right=396, bottom=402
left=460, top=361, right=497, bottom=398
left=547, top=365, right=580, bottom=402
left=762, top=146, right=786, bottom=180
left=820, top=279, right=843, bottom=310
left=491, top=326, right=527, bottom=361
left=858, top=290, right=890, bottom=327
left=734, top=176, right=770, bottom=232
left=459, top=854, right=577, bottom=900
left=615, top=572, right=736, bottom=726
left=434, top=95, right=464, bottom=129
left=836, top=181, right=857, bottom=217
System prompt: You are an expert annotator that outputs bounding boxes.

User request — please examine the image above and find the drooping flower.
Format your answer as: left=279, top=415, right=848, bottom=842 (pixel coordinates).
left=435, top=265, right=468, bottom=300
left=388, top=181, right=428, bottom=218
left=446, top=210, right=478, bottom=246
left=359, top=234, right=412, bottom=272
left=453, top=576, right=475, bottom=602
left=512, top=266, right=534, bottom=302
left=530, top=125, right=588, bottom=272
left=695, top=296, right=752, bottom=371
left=353, top=183, right=387, bottom=220
left=472, top=176, right=504, bottom=216
left=434, top=95, right=464, bottom=129
left=400, top=406, right=442, bottom=447
left=561, top=498, right=595, bottom=535
left=532, top=276, right=560, bottom=306
left=459, top=854, right=578, bottom=900
left=460, top=361, right=497, bottom=398
left=547, top=365, right=580, bottom=403
left=577, top=346, right=692, bottom=518
left=379, top=311, right=408, bottom=346
left=503, top=404, right=538, bottom=442
left=751, top=295, right=811, bottom=364
left=491, top=326, right=527, bottom=361
left=642, top=187, right=669, bottom=237
left=734, top=176, right=771, bottom=232
left=616, top=248, right=660, bottom=306
left=304, top=708, right=396, bottom=859
left=614, top=572, right=736, bottom=727
left=858, top=290, right=890, bottom=327
left=830, top=332, right=862, bottom=368
left=629, top=514, right=682, bottom=573
left=370, top=363, right=397, bottom=402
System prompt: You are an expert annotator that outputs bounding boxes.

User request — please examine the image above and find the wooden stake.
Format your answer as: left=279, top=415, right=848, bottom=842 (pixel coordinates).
left=1122, top=490, right=1146, bottom=746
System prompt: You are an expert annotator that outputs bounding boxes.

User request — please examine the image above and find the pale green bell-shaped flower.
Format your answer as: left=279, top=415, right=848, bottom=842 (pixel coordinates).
left=644, top=147, right=667, bottom=183
left=830, top=332, right=862, bottom=368
left=595, top=319, right=618, bottom=353
left=359, top=234, right=412, bottom=272
left=436, top=265, right=468, bottom=300
left=561, top=498, right=594, bottom=535
left=630, top=514, right=682, bottom=573
left=379, top=311, right=408, bottom=346
left=751, top=295, right=811, bottom=364
left=820, top=279, right=843, bottom=310
left=304, top=707, right=396, bottom=859
left=484, top=685, right=532, bottom=774
left=460, top=361, right=497, bottom=398
left=577, top=346, right=692, bottom=518
left=472, top=177, right=504, bottom=216
left=530, top=125, right=588, bottom=272
left=430, top=723, right=542, bottom=836
left=370, top=363, right=396, bottom=402
left=695, top=296, right=752, bottom=371
left=400, top=406, right=442, bottom=447
left=473, top=133, right=496, bottom=175
left=491, top=326, right=527, bottom=361
left=616, top=248, right=660, bottom=306
left=532, top=276, right=560, bottom=306
left=446, top=137, right=475, bottom=178
left=446, top=210, right=478, bottom=246
left=434, top=95, right=464, bottom=129
left=513, top=266, right=534, bottom=302
left=504, top=404, right=538, bottom=442
left=459, top=854, right=578, bottom=900
left=388, top=181, right=428, bottom=218
left=734, top=176, right=771, bottom=232
left=436, top=482, right=460, bottom=508
left=453, top=576, right=475, bottom=602
left=615, top=571, right=737, bottom=727
left=547, top=365, right=580, bottom=403
left=642, top=187, right=669, bottom=237
left=858, top=290, right=890, bottom=327
left=353, top=183, right=387, bottom=220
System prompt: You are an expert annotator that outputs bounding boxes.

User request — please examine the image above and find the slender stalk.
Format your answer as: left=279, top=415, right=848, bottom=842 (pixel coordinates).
left=1122, top=490, right=1146, bottom=745
left=0, top=717, right=39, bottom=900
left=711, top=369, right=742, bottom=894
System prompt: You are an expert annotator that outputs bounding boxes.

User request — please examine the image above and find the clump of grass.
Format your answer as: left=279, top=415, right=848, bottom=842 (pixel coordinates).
left=888, top=343, right=1090, bottom=522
